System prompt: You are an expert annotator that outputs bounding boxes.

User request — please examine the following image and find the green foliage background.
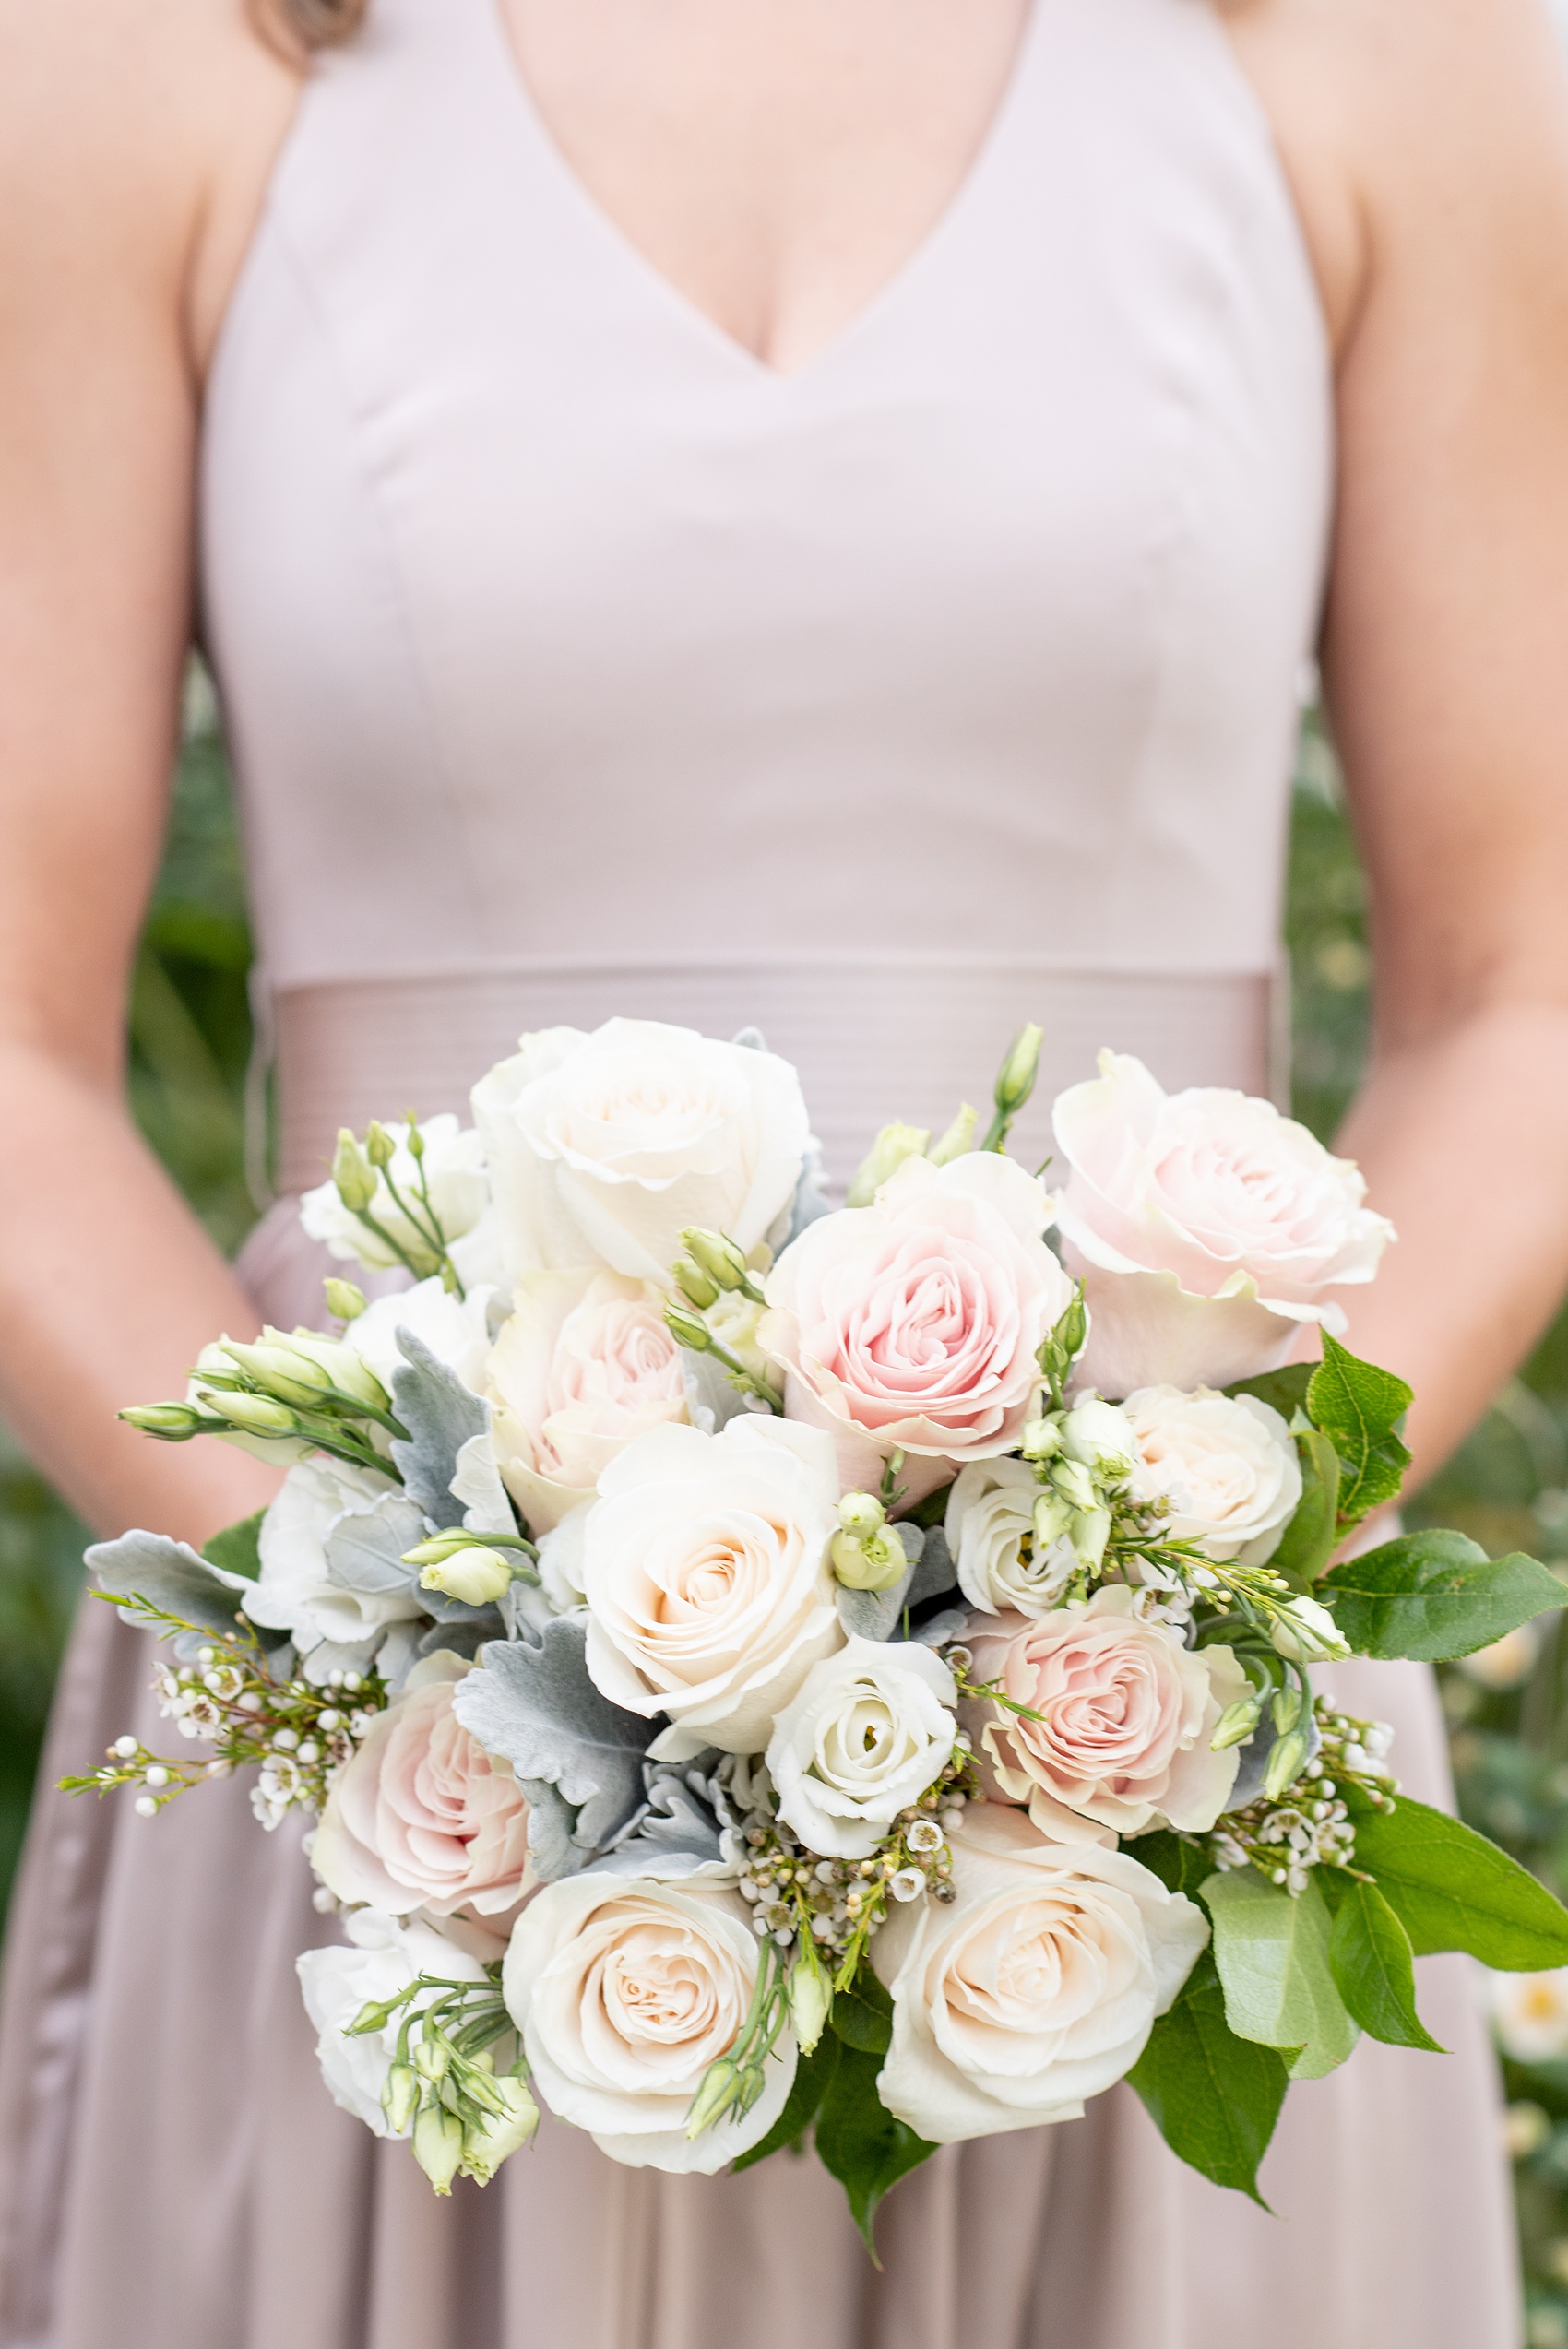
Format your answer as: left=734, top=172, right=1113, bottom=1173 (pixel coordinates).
left=3, top=688, right=1566, bottom=2335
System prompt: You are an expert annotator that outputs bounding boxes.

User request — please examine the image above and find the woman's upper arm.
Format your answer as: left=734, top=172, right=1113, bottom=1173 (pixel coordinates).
left=1308, top=0, right=1568, bottom=1050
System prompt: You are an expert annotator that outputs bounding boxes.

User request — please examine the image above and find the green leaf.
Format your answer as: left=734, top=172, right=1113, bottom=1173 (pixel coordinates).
left=1322, top=1529, right=1567, bottom=1662
left=1124, top=1829, right=1215, bottom=1900
left=814, top=2042, right=936, bottom=2258
left=1201, top=1869, right=1360, bottom=2081
left=1305, top=1331, right=1412, bottom=1527
left=1348, top=1792, right=1568, bottom=1969
left=731, top=2032, right=840, bottom=2173
left=829, top=1966, right=894, bottom=2057
left=1226, top=1363, right=1313, bottom=1419
left=1126, top=1952, right=1290, bottom=2205
left=1266, top=1429, right=1342, bottom=1588
left=1325, top=1876, right=1443, bottom=2050
left=200, top=1508, right=265, bottom=1582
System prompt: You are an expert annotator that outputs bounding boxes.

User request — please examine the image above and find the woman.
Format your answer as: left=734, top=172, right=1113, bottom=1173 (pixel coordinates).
left=1, top=0, right=1566, bottom=2338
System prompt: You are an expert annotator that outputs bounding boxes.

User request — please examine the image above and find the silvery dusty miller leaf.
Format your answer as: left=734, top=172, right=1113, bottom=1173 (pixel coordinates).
left=452, top=1615, right=655, bottom=1864
left=389, top=1330, right=489, bottom=1529
left=89, top=1530, right=258, bottom=1641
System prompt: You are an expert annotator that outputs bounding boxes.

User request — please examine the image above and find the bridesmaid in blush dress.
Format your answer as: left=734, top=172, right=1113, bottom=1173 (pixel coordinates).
left=3, top=0, right=1568, bottom=2340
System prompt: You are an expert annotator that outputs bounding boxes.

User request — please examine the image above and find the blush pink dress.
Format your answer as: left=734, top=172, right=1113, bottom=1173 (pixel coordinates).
left=0, top=0, right=1521, bottom=2340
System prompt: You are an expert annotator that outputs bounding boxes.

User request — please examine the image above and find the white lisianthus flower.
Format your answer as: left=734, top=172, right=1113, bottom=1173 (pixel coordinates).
left=1122, top=1385, right=1301, bottom=1566
left=1269, top=1594, right=1350, bottom=1663
left=297, top=1909, right=487, bottom=2136
left=1059, top=1394, right=1139, bottom=1473
left=766, top=1636, right=957, bottom=1859
left=244, top=1456, right=428, bottom=1663
left=964, top=1587, right=1251, bottom=1841
left=503, top=1873, right=797, bottom=2173
left=578, top=1417, right=843, bottom=1759
left=301, top=1115, right=490, bottom=1278
left=345, top=1275, right=496, bottom=1397
left=487, top=1268, right=689, bottom=1534
left=1491, top=1968, right=1568, bottom=2064
left=1053, top=1051, right=1395, bottom=1392
left=759, top=1153, right=1075, bottom=1502
left=945, top=1458, right=1077, bottom=1618
left=873, top=1805, right=1208, bottom=2141
left=470, top=1020, right=811, bottom=1287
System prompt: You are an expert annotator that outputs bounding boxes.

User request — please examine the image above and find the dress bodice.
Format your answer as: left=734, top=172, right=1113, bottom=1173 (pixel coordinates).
left=199, top=0, right=1331, bottom=1190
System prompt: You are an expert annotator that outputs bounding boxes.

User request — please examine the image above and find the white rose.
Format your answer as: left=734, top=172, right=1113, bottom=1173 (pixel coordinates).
left=503, top=1873, right=797, bottom=2173
left=766, top=1636, right=956, bottom=1859
left=1122, top=1385, right=1302, bottom=1566
left=297, top=1908, right=486, bottom=2136
left=578, top=1417, right=843, bottom=1759
left=470, top=1020, right=811, bottom=1287
left=1053, top=1051, right=1395, bottom=1392
left=244, top=1456, right=428, bottom=1663
left=1490, top=1967, right=1568, bottom=2064
left=873, top=1805, right=1208, bottom=2142
left=301, top=1115, right=491, bottom=1278
left=945, top=1458, right=1078, bottom=1617
left=486, top=1268, right=688, bottom=1534
left=345, top=1275, right=495, bottom=1397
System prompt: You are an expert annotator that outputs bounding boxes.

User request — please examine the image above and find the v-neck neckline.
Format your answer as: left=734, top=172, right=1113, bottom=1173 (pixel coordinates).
left=481, top=0, right=1045, bottom=385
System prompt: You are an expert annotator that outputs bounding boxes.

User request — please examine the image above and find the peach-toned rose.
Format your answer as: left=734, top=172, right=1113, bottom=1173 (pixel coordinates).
left=965, top=1587, right=1249, bottom=1841
left=1052, top=1051, right=1395, bottom=1393
left=759, top=1153, right=1074, bottom=1500
left=313, top=1653, right=532, bottom=1919
left=487, top=1269, right=688, bottom=1533
left=873, top=1805, right=1208, bottom=2142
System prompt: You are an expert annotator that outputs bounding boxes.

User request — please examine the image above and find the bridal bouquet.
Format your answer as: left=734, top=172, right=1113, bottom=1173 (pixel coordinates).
left=75, top=1018, right=1568, bottom=2241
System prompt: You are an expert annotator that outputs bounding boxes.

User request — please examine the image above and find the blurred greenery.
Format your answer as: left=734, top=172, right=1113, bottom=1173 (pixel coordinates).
left=1, top=682, right=1565, bottom=2332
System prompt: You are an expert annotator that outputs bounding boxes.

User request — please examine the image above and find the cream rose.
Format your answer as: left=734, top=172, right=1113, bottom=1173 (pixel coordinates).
left=503, top=1873, right=796, bottom=2172
left=1122, top=1384, right=1301, bottom=1565
left=766, top=1636, right=957, bottom=1858
left=1053, top=1051, right=1395, bottom=1392
left=873, top=1804, right=1208, bottom=2141
left=297, top=1909, right=488, bottom=2136
left=965, top=1587, right=1250, bottom=1840
left=945, top=1458, right=1076, bottom=1617
left=579, top=1417, right=843, bottom=1759
left=470, top=1020, right=811, bottom=1287
left=301, top=1115, right=491, bottom=1278
left=760, top=1153, right=1074, bottom=1500
left=486, top=1268, right=689, bottom=1534
left=312, top=1654, right=533, bottom=1920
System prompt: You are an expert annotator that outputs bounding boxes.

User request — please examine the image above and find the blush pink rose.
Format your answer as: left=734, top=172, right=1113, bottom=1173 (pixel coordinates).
left=759, top=1153, right=1075, bottom=1500
left=964, top=1587, right=1250, bottom=1841
left=1052, top=1051, right=1395, bottom=1394
left=313, top=1653, right=532, bottom=1921
left=488, top=1268, right=688, bottom=1533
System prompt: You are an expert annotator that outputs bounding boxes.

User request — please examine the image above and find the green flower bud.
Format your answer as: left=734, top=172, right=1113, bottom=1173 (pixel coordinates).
left=846, top=1122, right=931, bottom=1209
left=381, top=2060, right=419, bottom=2136
left=684, top=2055, right=740, bottom=2140
left=1051, top=1456, right=1099, bottom=1513
left=993, top=1021, right=1043, bottom=1115
left=1068, top=1505, right=1111, bottom=1571
left=412, top=2102, right=465, bottom=2195
left=1271, top=1684, right=1304, bottom=1734
left=413, top=2032, right=452, bottom=2082
left=331, top=1128, right=378, bottom=1214
left=680, top=1228, right=753, bottom=1294
left=1210, top=1697, right=1264, bottom=1752
left=830, top=1526, right=907, bottom=1593
left=673, top=1254, right=720, bottom=1311
left=1031, top=1489, right=1073, bottom=1550
left=216, top=1391, right=299, bottom=1437
left=928, top=1102, right=979, bottom=1166
left=220, top=1341, right=330, bottom=1410
left=119, top=1403, right=208, bottom=1439
left=324, top=1277, right=368, bottom=1322
left=419, top=1548, right=514, bottom=1608
left=364, top=1121, right=397, bottom=1172
left=403, top=1531, right=473, bottom=1567
left=664, top=1302, right=712, bottom=1353
left=1264, top=1727, right=1311, bottom=1802
left=1019, top=1415, right=1063, bottom=1461
left=460, top=2077, right=540, bottom=2183
left=405, top=1120, right=426, bottom=1161
left=836, top=1492, right=885, bottom=1540
left=786, top=1955, right=832, bottom=2057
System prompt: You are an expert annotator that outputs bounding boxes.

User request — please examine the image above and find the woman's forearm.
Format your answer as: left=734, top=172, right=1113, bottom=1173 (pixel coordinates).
left=0, top=1039, right=281, bottom=1544
left=1329, top=996, right=1568, bottom=1490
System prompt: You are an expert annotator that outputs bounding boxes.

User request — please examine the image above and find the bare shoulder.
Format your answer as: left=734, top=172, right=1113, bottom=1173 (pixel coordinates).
left=1218, top=0, right=1568, bottom=353
left=0, top=0, right=301, bottom=373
